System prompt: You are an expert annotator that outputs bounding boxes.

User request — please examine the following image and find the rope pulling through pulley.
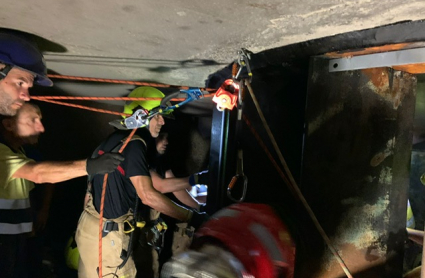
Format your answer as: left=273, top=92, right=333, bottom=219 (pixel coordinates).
left=212, top=49, right=354, bottom=278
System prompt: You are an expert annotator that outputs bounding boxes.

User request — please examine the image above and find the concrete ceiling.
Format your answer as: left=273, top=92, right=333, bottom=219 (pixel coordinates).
left=2, top=0, right=425, bottom=96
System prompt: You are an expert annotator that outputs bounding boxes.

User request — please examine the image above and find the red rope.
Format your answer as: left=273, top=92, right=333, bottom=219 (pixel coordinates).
left=47, top=74, right=217, bottom=92
left=98, top=128, right=137, bottom=278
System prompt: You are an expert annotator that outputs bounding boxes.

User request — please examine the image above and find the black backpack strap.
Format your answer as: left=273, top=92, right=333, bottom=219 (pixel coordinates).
left=117, top=135, right=148, bottom=269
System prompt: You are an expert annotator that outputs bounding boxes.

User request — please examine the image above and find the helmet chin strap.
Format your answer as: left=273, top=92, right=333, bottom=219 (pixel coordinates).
left=0, top=64, right=12, bottom=80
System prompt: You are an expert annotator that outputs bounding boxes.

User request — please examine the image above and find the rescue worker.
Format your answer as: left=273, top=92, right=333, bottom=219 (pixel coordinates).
left=0, top=103, right=124, bottom=278
left=149, top=133, right=203, bottom=210
left=76, top=87, right=208, bottom=278
left=0, top=32, right=53, bottom=116
left=136, top=133, right=203, bottom=276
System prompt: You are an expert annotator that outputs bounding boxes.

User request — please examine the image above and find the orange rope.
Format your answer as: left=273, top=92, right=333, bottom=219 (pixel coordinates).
left=31, top=95, right=215, bottom=101
left=98, top=128, right=137, bottom=278
left=33, top=99, right=130, bottom=117
left=47, top=74, right=217, bottom=92
left=32, top=96, right=185, bottom=101
left=31, top=94, right=215, bottom=117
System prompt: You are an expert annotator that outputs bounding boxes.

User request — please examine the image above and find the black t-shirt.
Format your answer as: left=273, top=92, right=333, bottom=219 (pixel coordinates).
left=92, top=129, right=153, bottom=219
left=150, top=154, right=171, bottom=178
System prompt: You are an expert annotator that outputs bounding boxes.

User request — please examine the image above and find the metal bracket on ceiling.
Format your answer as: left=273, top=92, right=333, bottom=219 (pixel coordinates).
left=328, top=47, right=425, bottom=72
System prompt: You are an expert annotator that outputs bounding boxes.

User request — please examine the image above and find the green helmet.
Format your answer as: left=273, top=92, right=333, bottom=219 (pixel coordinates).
left=123, top=86, right=165, bottom=116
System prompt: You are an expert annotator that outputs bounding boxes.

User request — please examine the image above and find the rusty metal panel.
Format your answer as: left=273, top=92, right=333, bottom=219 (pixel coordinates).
left=329, top=47, right=425, bottom=73
left=392, top=64, right=425, bottom=74
left=298, top=57, right=416, bottom=278
left=324, top=42, right=425, bottom=59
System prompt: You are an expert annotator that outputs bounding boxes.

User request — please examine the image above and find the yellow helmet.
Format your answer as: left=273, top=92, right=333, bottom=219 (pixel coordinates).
left=64, top=233, right=79, bottom=270
left=123, top=87, right=165, bottom=116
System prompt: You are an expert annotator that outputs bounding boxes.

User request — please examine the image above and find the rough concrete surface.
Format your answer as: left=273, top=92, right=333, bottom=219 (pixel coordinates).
left=1, top=0, right=425, bottom=89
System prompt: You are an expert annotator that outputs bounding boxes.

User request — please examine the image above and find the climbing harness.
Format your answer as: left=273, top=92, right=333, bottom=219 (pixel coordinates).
left=142, top=218, right=169, bottom=251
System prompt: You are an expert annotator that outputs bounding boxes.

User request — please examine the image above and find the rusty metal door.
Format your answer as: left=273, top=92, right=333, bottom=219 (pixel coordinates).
left=298, top=57, right=416, bottom=278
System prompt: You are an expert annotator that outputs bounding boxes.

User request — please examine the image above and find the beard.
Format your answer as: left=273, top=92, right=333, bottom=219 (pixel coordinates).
left=0, top=88, right=20, bottom=116
left=19, top=135, right=40, bottom=146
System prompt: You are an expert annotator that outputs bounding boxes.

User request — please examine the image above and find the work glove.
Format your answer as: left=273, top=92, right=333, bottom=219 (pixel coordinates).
left=86, top=153, right=125, bottom=176
left=188, top=210, right=210, bottom=230
left=189, top=170, right=209, bottom=186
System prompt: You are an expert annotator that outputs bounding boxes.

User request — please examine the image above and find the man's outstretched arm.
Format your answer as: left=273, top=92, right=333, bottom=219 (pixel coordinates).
left=131, top=175, right=191, bottom=221
left=149, top=170, right=191, bottom=193
left=165, top=170, right=200, bottom=210
left=13, top=153, right=124, bottom=184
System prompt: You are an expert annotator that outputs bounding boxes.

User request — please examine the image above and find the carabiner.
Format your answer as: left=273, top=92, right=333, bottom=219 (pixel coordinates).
left=234, top=48, right=253, bottom=81
left=227, top=174, right=247, bottom=203
left=227, top=149, right=248, bottom=202
left=160, top=88, right=205, bottom=112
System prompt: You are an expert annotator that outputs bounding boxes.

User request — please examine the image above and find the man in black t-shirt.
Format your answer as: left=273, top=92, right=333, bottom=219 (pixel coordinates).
left=75, top=87, right=208, bottom=278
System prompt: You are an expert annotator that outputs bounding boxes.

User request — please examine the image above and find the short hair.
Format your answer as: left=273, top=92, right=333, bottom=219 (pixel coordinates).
left=156, top=132, right=168, bottom=142
left=22, top=102, right=40, bottom=112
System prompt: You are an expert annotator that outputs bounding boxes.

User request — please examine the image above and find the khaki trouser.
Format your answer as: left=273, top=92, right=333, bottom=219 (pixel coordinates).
left=75, top=195, right=136, bottom=278
left=172, top=223, right=194, bottom=256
